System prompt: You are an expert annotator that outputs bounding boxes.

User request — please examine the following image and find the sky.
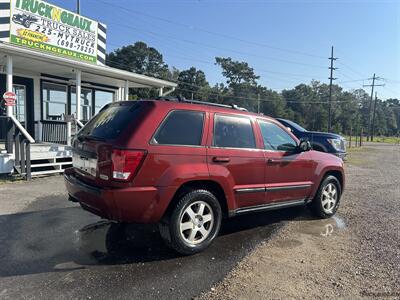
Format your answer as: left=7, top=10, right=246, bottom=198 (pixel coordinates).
left=48, top=0, right=399, bottom=100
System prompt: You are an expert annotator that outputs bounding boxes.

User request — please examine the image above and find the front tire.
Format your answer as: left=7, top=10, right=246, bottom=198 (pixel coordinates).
left=159, top=189, right=222, bottom=255
left=310, top=175, right=341, bottom=218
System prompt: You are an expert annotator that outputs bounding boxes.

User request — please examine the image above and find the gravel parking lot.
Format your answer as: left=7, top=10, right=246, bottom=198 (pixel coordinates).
left=0, top=143, right=398, bottom=299
left=200, top=143, right=400, bottom=299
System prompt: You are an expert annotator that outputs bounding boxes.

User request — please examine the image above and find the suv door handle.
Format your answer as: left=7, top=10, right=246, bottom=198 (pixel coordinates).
left=267, top=158, right=281, bottom=164
left=213, top=156, right=231, bottom=163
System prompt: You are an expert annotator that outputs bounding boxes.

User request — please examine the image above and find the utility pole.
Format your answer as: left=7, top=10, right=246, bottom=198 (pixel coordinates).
left=363, top=74, right=384, bottom=141
left=371, top=92, right=378, bottom=141
left=328, top=46, right=338, bottom=132
left=77, top=0, right=80, bottom=14
left=257, top=93, right=260, bottom=113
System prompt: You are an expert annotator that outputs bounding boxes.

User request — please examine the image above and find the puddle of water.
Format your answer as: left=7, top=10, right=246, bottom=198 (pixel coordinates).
left=295, top=215, right=347, bottom=238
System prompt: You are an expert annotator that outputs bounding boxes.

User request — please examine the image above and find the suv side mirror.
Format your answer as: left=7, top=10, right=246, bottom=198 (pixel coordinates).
left=298, top=139, right=312, bottom=152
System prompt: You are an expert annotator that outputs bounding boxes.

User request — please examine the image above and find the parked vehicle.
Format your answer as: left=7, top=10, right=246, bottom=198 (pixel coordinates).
left=276, top=118, right=347, bottom=160
left=12, top=14, right=38, bottom=29
left=65, top=98, right=345, bottom=255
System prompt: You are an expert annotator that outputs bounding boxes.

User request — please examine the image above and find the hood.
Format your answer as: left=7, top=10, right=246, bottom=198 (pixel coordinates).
left=306, top=131, right=344, bottom=140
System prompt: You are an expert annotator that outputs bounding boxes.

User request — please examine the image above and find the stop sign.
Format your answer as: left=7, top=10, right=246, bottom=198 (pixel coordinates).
left=3, top=91, right=16, bottom=106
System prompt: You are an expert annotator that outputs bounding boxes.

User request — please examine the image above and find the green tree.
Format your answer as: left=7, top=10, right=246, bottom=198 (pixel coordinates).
left=106, top=41, right=170, bottom=98
left=107, top=41, right=169, bottom=78
left=215, top=57, right=259, bottom=86
left=175, top=67, right=209, bottom=100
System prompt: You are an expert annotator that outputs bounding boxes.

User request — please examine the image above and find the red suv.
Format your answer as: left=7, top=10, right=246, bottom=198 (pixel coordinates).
left=65, top=98, right=345, bottom=255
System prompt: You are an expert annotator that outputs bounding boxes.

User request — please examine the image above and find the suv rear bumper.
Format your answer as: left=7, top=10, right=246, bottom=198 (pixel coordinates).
left=64, top=170, right=176, bottom=223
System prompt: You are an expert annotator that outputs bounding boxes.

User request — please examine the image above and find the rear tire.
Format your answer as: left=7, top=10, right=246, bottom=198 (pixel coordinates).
left=159, top=189, right=222, bottom=255
left=310, top=175, right=341, bottom=219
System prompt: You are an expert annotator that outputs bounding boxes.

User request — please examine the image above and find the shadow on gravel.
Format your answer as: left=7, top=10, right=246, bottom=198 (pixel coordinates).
left=1, top=202, right=335, bottom=299
left=0, top=203, right=316, bottom=278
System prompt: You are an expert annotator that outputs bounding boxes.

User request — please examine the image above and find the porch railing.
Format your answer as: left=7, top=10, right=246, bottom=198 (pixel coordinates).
left=10, top=115, right=35, bottom=180
left=38, top=115, right=84, bottom=145
left=40, top=120, right=68, bottom=145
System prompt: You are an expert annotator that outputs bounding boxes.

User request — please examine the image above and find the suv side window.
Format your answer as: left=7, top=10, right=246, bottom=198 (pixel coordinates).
left=214, top=114, right=256, bottom=149
left=153, top=110, right=204, bottom=146
left=258, top=120, right=297, bottom=152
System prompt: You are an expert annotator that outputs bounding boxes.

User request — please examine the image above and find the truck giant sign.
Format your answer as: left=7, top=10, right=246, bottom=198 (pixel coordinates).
left=10, top=0, right=99, bottom=64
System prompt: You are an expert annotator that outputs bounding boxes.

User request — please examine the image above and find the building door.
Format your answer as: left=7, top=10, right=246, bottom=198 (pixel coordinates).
left=13, top=85, right=26, bottom=125
left=0, top=75, right=34, bottom=139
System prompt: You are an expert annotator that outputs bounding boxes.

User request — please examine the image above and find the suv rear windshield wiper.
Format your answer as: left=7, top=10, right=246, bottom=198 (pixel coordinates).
left=77, top=135, right=106, bottom=142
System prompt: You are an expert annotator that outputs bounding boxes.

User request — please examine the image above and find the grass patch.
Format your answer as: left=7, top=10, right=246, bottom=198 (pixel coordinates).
left=0, top=174, right=24, bottom=185
left=345, top=146, right=376, bottom=167
left=344, top=136, right=400, bottom=145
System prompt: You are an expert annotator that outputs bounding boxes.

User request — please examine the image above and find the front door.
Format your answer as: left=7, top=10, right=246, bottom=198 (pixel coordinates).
left=0, top=75, right=34, bottom=138
left=13, top=85, right=26, bottom=125
left=258, top=119, right=315, bottom=203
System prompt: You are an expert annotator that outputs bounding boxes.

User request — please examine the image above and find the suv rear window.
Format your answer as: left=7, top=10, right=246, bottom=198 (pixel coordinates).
left=77, top=102, right=143, bottom=140
left=213, top=114, right=256, bottom=148
left=152, top=110, right=204, bottom=146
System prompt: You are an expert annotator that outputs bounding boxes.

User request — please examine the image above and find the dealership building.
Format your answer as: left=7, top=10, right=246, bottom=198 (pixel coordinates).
left=0, top=0, right=177, bottom=177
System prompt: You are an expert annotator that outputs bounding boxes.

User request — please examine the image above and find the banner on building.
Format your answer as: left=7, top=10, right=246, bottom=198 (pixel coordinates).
left=7, top=0, right=107, bottom=64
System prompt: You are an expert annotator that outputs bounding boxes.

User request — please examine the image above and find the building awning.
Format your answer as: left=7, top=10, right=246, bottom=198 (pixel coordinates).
left=0, top=42, right=177, bottom=89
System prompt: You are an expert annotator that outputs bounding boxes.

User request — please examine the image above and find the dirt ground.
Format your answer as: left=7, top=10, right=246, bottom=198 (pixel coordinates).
left=200, top=143, right=400, bottom=299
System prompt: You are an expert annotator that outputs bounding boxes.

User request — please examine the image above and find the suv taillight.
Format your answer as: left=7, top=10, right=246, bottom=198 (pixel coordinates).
left=111, top=149, right=146, bottom=181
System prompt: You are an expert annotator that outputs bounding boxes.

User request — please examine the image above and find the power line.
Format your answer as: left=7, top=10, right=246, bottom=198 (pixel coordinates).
left=93, top=0, right=327, bottom=60
left=104, top=44, right=322, bottom=88
left=106, top=21, right=327, bottom=70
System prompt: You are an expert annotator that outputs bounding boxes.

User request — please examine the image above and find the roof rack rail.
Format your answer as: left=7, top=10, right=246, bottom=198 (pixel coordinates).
left=155, top=96, right=248, bottom=112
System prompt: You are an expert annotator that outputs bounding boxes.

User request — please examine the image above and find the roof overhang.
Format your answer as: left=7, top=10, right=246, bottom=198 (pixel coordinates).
left=0, top=42, right=177, bottom=89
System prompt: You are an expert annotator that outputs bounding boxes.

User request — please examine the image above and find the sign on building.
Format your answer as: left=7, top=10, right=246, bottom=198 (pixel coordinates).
left=0, top=0, right=107, bottom=65
left=3, top=91, right=17, bottom=106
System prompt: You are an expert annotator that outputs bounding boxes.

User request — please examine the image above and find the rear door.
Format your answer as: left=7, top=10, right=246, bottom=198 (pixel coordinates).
left=258, top=119, right=315, bottom=203
left=73, top=101, right=147, bottom=185
left=207, top=113, right=265, bottom=210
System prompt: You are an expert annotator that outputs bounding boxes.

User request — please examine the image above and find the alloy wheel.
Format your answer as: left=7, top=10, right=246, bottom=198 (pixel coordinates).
left=321, top=183, right=338, bottom=214
left=179, top=201, right=214, bottom=245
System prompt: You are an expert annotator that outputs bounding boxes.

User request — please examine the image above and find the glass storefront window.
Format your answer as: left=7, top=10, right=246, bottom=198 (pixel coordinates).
left=41, top=82, right=115, bottom=122
left=42, top=82, right=67, bottom=121
left=71, top=87, right=93, bottom=122
left=95, top=90, right=114, bottom=114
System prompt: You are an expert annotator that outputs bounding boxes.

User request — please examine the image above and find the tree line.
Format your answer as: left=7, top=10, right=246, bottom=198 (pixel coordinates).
left=107, top=41, right=400, bottom=136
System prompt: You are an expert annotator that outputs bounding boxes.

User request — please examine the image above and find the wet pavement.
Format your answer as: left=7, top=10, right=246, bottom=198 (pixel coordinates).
left=0, top=191, right=316, bottom=299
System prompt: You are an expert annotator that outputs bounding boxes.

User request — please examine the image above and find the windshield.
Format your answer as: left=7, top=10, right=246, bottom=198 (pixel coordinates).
left=280, top=119, right=307, bottom=132
left=77, top=102, right=143, bottom=140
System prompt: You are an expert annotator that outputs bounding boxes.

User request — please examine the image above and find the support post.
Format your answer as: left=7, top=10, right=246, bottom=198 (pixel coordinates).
left=38, top=121, right=43, bottom=142
left=124, top=80, right=129, bottom=100
left=6, top=55, right=13, bottom=117
left=360, top=128, right=363, bottom=147
left=5, top=55, right=13, bottom=153
left=371, top=92, right=378, bottom=142
left=349, top=126, right=352, bottom=148
left=159, top=87, right=164, bottom=97
left=26, top=143, right=31, bottom=180
left=328, top=46, right=338, bottom=132
left=67, top=121, right=72, bottom=146
left=355, top=133, right=358, bottom=148
left=75, top=69, right=82, bottom=121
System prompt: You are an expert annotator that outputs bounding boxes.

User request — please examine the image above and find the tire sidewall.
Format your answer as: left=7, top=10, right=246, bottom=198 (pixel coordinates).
left=170, top=190, right=222, bottom=255
left=314, top=176, right=342, bottom=218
